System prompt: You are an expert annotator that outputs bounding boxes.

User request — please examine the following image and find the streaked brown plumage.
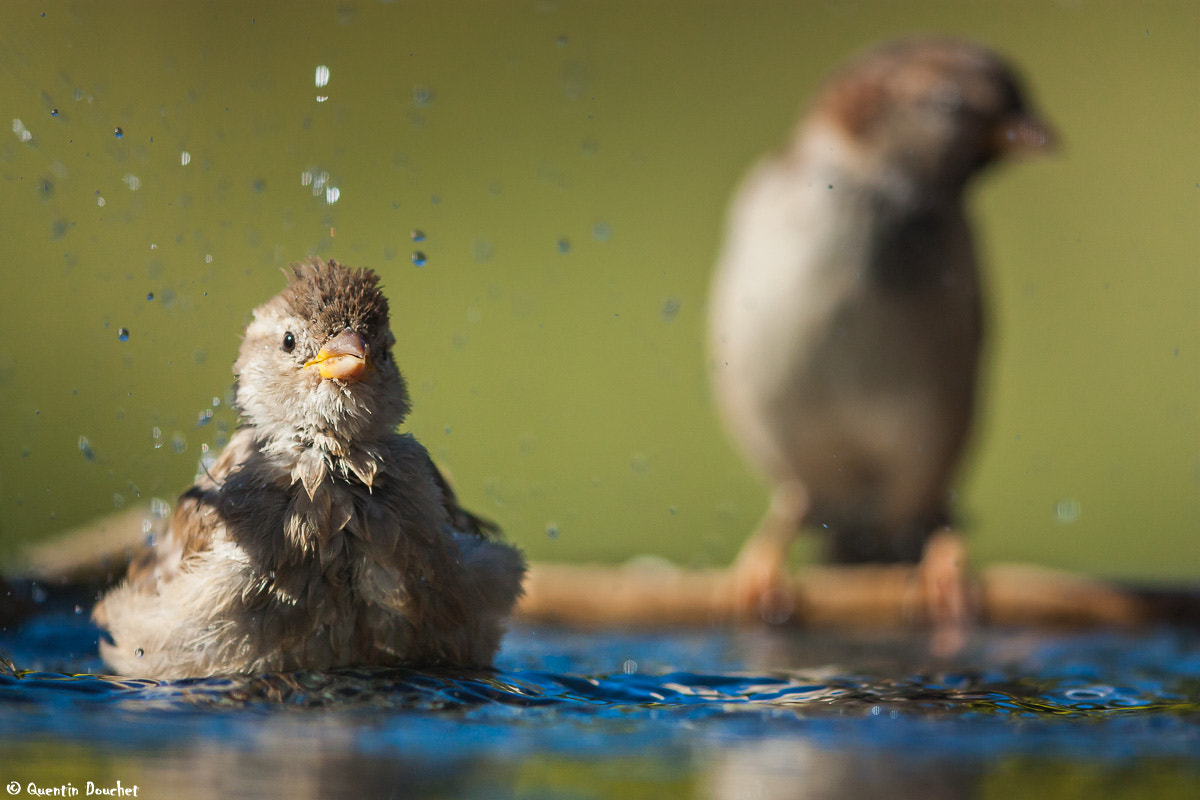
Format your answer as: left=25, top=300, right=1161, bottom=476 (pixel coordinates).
left=95, top=259, right=525, bottom=679
left=708, top=38, right=1054, bottom=622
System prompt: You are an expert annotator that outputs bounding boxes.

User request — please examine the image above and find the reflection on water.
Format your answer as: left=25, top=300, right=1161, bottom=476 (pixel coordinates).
left=2, top=591, right=1199, bottom=799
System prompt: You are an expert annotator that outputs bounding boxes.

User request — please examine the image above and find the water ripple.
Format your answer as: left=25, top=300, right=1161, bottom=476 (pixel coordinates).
left=3, top=603, right=1200, bottom=779
left=2, top=658, right=1197, bottom=721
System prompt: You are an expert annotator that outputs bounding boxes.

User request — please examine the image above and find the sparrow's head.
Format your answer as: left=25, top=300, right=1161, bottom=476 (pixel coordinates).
left=818, top=37, right=1055, bottom=190
left=234, top=259, right=411, bottom=449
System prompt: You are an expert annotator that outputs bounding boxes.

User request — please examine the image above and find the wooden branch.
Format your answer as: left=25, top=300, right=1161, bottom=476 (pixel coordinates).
left=517, top=561, right=1197, bottom=629
left=16, top=506, right=165, bottom=586
left=8, top=507, right=1199, bottom=629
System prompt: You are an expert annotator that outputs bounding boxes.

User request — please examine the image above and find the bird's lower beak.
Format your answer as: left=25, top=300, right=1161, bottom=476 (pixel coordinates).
left=992, top=112, right=1057, bottom=155
left=305, top=328, right=368, bottom=381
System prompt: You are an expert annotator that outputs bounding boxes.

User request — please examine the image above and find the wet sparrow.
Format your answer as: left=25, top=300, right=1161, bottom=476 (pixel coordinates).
left=95, top=259, right=525, bottom=678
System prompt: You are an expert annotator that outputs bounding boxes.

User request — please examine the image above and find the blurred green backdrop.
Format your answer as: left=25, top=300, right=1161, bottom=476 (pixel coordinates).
left=0, top=1, right=1196, bottom=579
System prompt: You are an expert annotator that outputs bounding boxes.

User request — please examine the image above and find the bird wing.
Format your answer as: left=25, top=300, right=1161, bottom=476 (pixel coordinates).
left=421, top=450, right=501, bottom=539
left=121, top=428, right=259, bottom=592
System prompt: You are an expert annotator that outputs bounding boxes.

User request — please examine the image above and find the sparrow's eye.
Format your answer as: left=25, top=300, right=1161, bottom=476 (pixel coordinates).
left=282, top=332, right=296, bottom=352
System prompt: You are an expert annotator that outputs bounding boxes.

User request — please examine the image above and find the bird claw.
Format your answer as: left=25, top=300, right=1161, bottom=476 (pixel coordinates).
left=727, top=528, right=798, bottom=625
left=917, top=528, right=976, bottom=656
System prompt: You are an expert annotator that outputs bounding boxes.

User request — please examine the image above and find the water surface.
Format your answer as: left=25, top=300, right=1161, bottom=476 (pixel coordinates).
left=2, top=589, right=1199, bottom=799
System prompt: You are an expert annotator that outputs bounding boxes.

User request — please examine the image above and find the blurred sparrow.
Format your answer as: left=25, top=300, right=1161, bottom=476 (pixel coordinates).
left=95, top=259, right=525, bottom=678
left=708, top=37, right=1054, bottom=624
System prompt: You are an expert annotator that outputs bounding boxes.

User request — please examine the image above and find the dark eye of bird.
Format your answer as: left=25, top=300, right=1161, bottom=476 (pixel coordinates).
left=282, top=331, right=296, bottom=352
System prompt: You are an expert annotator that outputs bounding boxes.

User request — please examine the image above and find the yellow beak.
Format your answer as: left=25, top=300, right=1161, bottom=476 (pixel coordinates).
left=305, top=328, right=368, bottom=381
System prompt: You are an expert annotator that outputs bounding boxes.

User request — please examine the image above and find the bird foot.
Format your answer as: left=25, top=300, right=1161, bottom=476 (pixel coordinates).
left=727, top=529, right=797, bottom=625
left=915, top=528, right=976, bottom=656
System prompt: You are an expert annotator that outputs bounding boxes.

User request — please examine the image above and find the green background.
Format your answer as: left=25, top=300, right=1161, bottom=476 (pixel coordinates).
left=0, top=1, right=1196, bottom=579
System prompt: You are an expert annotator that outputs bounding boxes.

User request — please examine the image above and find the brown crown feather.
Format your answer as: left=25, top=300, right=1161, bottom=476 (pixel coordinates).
left=280, top=258, right=391, bottom=340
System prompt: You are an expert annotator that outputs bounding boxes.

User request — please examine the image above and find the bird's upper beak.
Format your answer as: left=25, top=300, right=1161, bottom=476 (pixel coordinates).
left=305, top=328, right=368, bottom=381
left=991, top=111, right=1057, bottom=156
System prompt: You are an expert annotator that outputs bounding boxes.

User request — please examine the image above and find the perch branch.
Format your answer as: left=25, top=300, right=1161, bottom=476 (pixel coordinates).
left=515, top=561, right=1183, bottom=629
left=7, top=507, right=1198, bottom=629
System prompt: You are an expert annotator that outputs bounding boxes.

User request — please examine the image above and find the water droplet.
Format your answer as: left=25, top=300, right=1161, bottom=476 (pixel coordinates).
left=411, top=251, right=427, bottom=267
left=622, top=659, right=637, bottom=675
left=77, top=435, right=95, bottom=461
left=122, top=173, right=141, bottom=191
left=50, top=108, right=58, bottom=117
left=12, top=118, right=32, bottom=142
left=546, top=524, right=560, bottom=540
left=1054, top=498, right=1082, bottom=524
left=146, top=292, right=154, bottom=301
left=150, top=497, right=171, bottom=519
left=199, top=448, right=217, bottom=476
left=315, top=65, right=330, bottom=88
left=134, top=648, right=144, bottom=658
left=171, top=431, right=187, bottom=454
left=113, top=127, right=123, bottom=138
left=410, top=229, right=425, bottom=242
left=74, top=605, right=83, bottom=615
left=556, top=238, right=571, bottom=254
left=473, top=238, right=494, bottom=263
left=112, top=493, right=125, bottom=508
left=412, top=86, right=433, bottom=107
left=660, top=296, right=681, bottom=323
left=180, top=150, right=191, bottom=166
left=31, top=584, right=47, bottom=605
left=197, top=409, right=213, bottom=426
left=325, top=186, right=340, bottom=204
left=117, top=327, right=130, bottom=342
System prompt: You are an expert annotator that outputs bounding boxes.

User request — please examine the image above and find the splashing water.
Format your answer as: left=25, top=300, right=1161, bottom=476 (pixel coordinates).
left=2, top=588, right=1199, bottom=797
